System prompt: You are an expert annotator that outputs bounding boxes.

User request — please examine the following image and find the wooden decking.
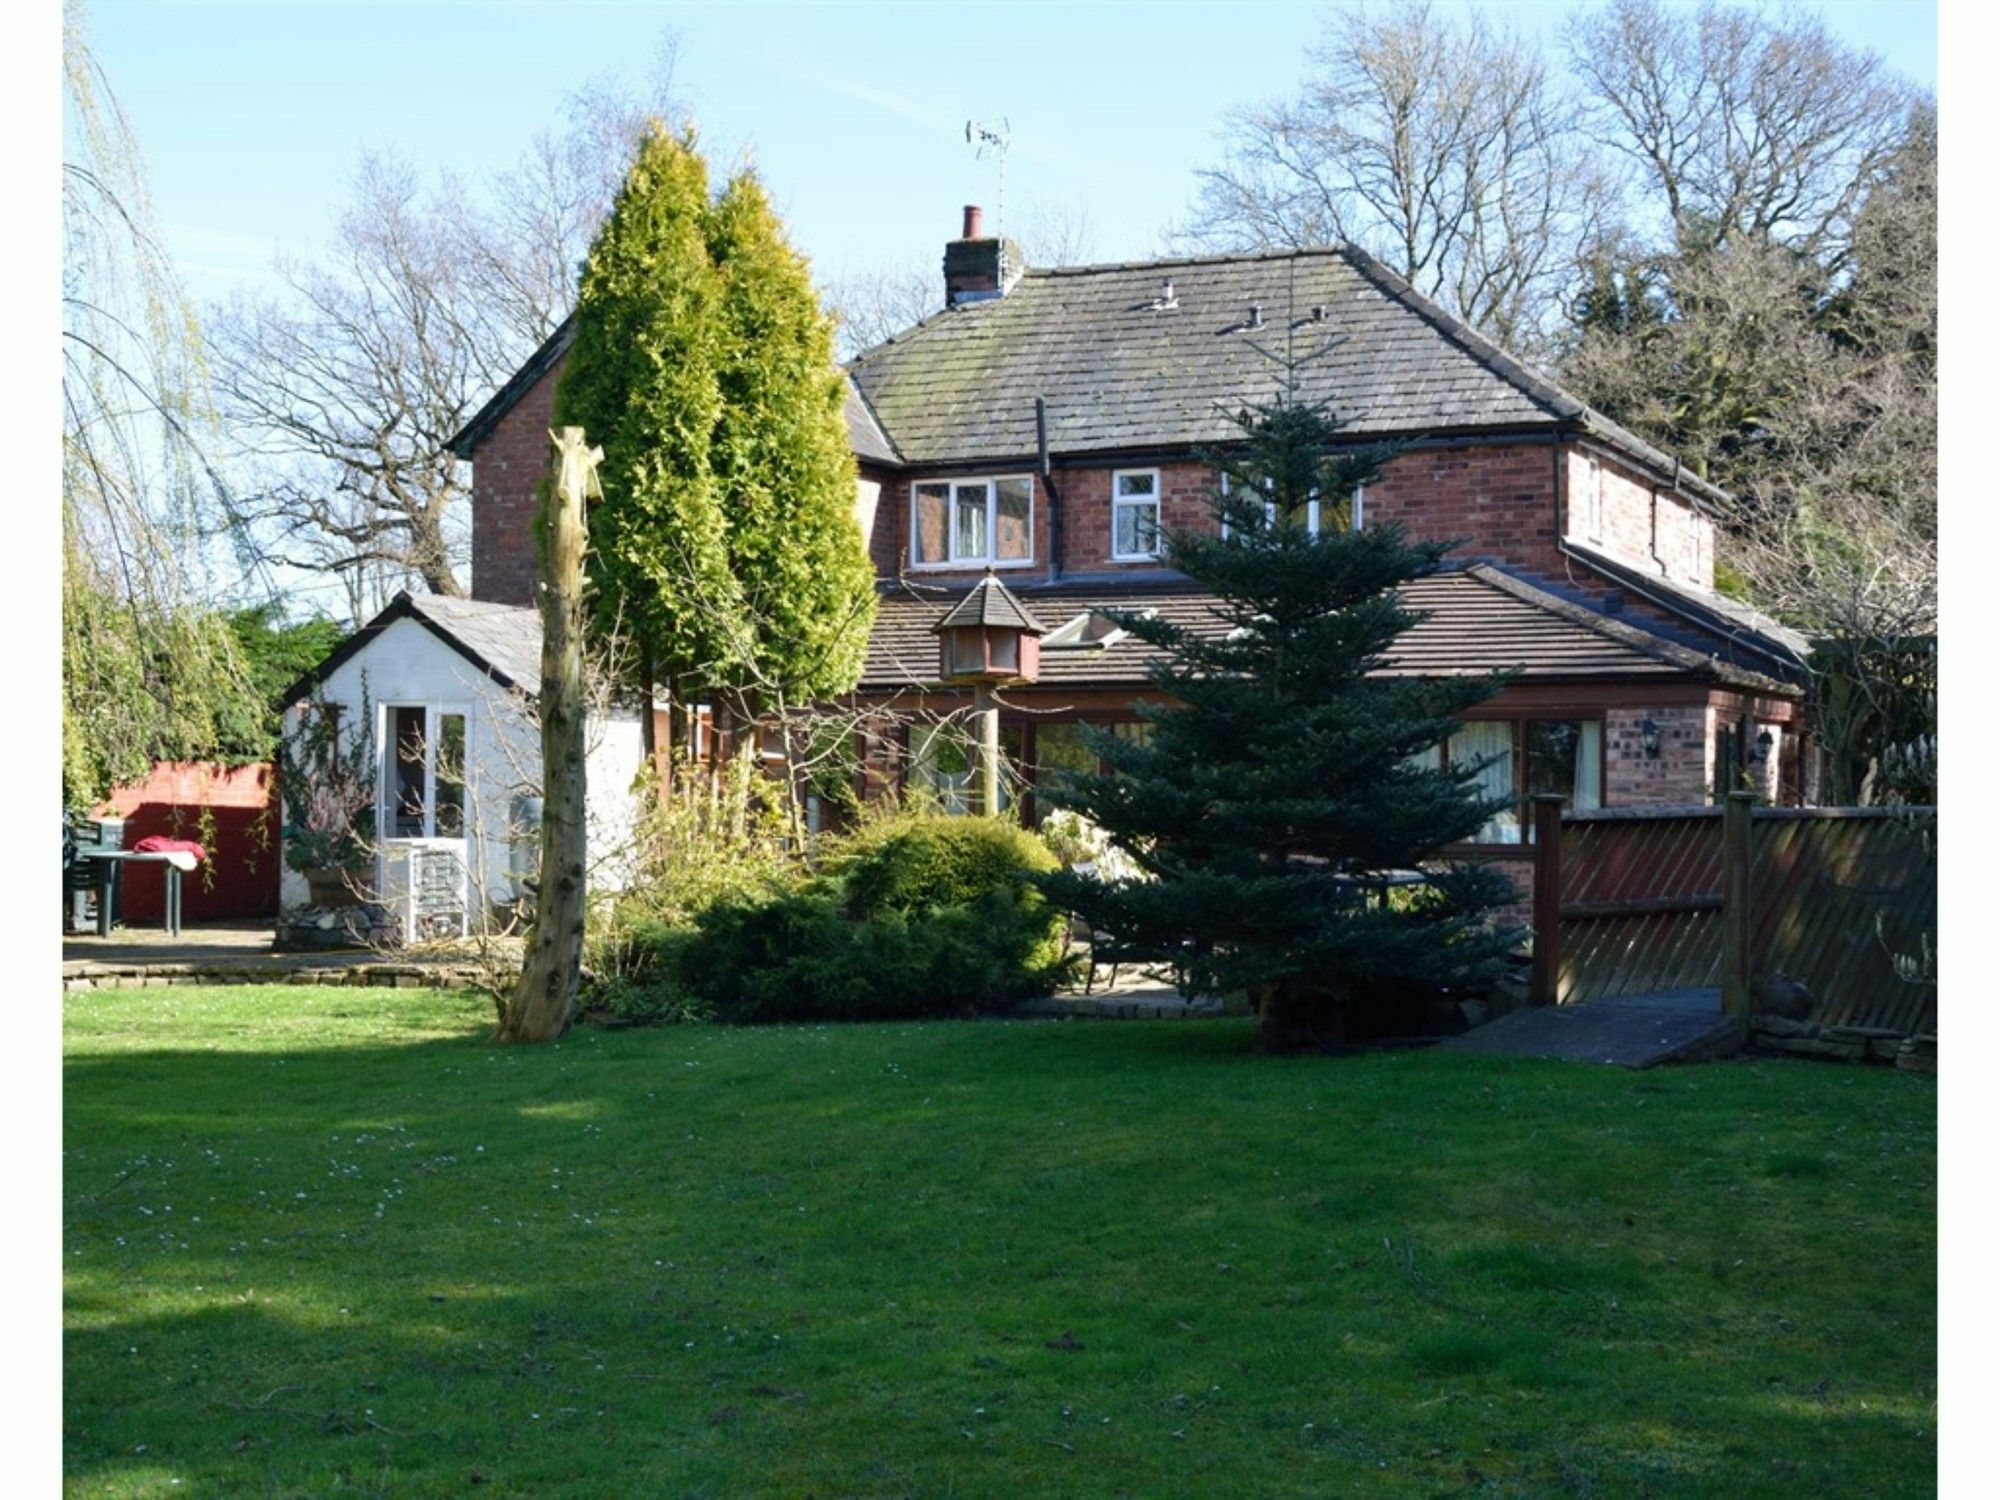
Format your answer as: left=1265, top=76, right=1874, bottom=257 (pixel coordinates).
left=1440, top=989, right=1740, bottom=1068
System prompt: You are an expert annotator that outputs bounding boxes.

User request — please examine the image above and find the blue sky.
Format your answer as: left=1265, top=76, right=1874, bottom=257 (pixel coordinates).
left=85, top=0, right=1938, bottom=304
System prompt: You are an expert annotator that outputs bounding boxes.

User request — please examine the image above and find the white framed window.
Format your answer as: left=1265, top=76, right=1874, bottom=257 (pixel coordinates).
left=910, top=475, right=1034, bottom=568
left=1219, top=472, right=1363, bottom=535
left=1112, top=469, right=1162, bottom=560
left=379, top=703, right=468, bottom=841
left=1581, top=455, right=1604, bottom=541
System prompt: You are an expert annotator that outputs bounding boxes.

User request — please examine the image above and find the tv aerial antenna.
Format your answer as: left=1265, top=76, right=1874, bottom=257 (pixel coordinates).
left=965, top=117, right=1010, bottom=235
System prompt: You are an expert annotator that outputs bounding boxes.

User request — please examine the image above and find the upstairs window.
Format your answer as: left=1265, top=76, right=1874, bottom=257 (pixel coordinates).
left=912, top=476, right=1033, bottom=567
left=1112, top=469, right=1162, bottom=560
left=1219, top=473, right=1364, bottom=535
left=1581, top=455, right=1604, bottom=541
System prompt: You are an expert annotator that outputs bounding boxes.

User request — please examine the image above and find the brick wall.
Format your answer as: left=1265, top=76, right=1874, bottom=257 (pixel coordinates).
left=857, top=465, right=896, bottom=576
left=880, top=445, right=1575, bottom=581
left=469, top=352, right=564, bottom=605
left=469, top=358, right=1717, bottom=610
left=1364, top=444, right=1561, bottom=574
left=1604, top=705, right=1710, bottom=807
left=1565, top=448, right=1713, bottom=588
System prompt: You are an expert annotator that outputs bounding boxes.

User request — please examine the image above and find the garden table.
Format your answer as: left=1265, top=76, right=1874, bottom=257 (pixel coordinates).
left=78, top=849, right=196, bottom=937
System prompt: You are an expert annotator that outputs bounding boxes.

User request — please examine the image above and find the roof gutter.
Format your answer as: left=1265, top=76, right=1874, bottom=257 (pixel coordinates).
left=1037, top=395, right=1063, bottom=581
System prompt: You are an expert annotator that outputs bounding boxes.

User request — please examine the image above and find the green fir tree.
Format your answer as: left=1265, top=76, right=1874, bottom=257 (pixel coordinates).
left=1039, top=396, right=1521, bottom=1053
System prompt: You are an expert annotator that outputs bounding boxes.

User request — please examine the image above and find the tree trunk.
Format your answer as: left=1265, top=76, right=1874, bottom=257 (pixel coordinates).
left=498, top=428, right=600, bottom=1044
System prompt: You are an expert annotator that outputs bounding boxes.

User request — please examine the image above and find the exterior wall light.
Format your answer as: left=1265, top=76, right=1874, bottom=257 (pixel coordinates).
left=1639, top=716, right=1662, bottom=759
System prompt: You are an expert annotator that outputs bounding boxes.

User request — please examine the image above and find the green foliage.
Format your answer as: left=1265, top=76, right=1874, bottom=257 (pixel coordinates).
left=556, top=124, right=735, bottom=697
left=210, top=605, right=347, bottom=761
left=833, top=811, right=1060, bottom=920
left=705, top=171, right=877, bottom=707
left=274, top=692, right=376, bottom=873
left=591, top=810, right=1072, bottom=1025
left=61, top=528, right=264, bottom=810
left=555, top=124, right=874, bottom=711
left=1036, top=396, right=1521, bottom=1048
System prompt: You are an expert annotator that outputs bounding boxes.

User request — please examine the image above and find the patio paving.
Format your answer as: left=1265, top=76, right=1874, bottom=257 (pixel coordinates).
left=62, top=919, right=496, bottom=990
left=1439, top=988, right=1741, bottom=1068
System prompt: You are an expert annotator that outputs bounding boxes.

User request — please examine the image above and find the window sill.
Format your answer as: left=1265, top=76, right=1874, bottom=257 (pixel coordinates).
left=906, top=558, right=1039, bottom=572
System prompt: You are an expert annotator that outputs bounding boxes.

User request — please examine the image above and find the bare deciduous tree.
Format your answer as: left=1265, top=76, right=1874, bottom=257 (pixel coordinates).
left=208, top=155, right=490, bottom=609
left=1565, top=0, right=1917, bottom=268
left=1182, top=0, right=1602, bottom=351
left=207, top=58, right=676, bottom=621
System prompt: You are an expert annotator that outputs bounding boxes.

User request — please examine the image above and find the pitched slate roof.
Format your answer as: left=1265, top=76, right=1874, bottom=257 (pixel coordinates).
left=846, top=244, right=1726, bottom=506
left=282, top=591, right=543, bottom=705
left=856, top=565, right=1788, bottom=696
left=445, top=312, right=901, bottom=468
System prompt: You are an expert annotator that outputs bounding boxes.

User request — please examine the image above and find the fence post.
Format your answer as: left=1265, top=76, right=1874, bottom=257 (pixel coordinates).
left=1530, top=794, right=1565, bottom=1006
left=1722, top=791, right=1755, bottom=1029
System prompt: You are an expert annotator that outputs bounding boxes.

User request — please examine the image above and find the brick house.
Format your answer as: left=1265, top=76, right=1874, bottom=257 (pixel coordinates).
left=449, top=207, right=1807, bottom=875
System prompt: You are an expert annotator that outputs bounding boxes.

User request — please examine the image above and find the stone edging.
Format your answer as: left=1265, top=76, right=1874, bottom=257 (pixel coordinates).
left=1013, top=994, right=1227, bottom=1021
left=62, top=962, right=498, bottom=993
left=1751, top=1015, right=1936, bottom=1072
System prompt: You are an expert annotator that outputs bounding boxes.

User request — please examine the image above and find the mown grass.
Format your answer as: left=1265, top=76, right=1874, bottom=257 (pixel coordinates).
left=64, top=985, right=1935, bottom=1498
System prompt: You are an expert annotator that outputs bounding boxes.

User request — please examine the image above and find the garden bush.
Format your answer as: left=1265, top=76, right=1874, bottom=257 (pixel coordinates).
left=588, top=811, right=1075, bottom=1024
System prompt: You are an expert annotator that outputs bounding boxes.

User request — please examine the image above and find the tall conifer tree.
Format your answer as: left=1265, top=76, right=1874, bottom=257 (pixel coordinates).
left=1039, top=397, right=1520, bottom=1052
left=554, top=124, right=738, bottom=705
left=554, top=127, right=875, bottom=738
left=705, top=170, right=876, bottom=710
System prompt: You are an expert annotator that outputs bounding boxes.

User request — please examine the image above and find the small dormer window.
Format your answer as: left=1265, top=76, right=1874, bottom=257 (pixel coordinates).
left=912, top=475, right=1034, bottom=567
left=1582, top=455, right=1604, bottom=541
left=1112, top=470, right=1162, bottom=561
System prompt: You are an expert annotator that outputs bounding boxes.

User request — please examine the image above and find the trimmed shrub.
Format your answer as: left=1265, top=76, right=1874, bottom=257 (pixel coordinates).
left=835, top=812, right=1058, bottom=915
left=588, top=812, right=1076, bottom=1024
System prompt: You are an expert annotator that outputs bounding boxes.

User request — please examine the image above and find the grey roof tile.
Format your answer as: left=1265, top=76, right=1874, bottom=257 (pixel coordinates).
left=847, top=244, right=1727, bottom=506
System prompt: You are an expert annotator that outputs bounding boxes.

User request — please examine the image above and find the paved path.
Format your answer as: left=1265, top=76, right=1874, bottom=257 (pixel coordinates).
left=1439, top=988, right=1740, bottom=1068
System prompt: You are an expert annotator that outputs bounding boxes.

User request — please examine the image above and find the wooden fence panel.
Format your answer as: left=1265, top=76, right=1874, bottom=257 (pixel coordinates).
left=1749, top=810, right=1936, bottom=1035
left=1543, top=805, right=1936, bottom=1033
left=1555, top=809, right=1723, bottom=1005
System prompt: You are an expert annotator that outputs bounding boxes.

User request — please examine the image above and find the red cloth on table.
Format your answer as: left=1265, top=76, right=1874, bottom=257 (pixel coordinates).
left=132, top=836, right=207, bottom=864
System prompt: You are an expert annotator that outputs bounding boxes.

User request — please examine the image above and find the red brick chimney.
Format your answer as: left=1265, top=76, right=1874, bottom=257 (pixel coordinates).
left=943, top=204, right=1024, bottom=306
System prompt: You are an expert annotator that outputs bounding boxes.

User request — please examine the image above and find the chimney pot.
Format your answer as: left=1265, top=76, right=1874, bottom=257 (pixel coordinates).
left=962, top=204, right=983, bottom=239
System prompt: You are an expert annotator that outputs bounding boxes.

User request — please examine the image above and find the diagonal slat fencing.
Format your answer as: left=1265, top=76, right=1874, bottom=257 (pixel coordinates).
left=1531, top=797, right=1936, bottom=1034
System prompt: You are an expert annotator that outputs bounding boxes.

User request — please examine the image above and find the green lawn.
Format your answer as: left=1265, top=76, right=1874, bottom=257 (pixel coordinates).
left=64, top=986, right=1934, bottom=1498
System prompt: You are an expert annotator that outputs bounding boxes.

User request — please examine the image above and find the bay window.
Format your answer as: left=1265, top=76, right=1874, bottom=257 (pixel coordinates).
left=912, top=475, right=1034, bottom=567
